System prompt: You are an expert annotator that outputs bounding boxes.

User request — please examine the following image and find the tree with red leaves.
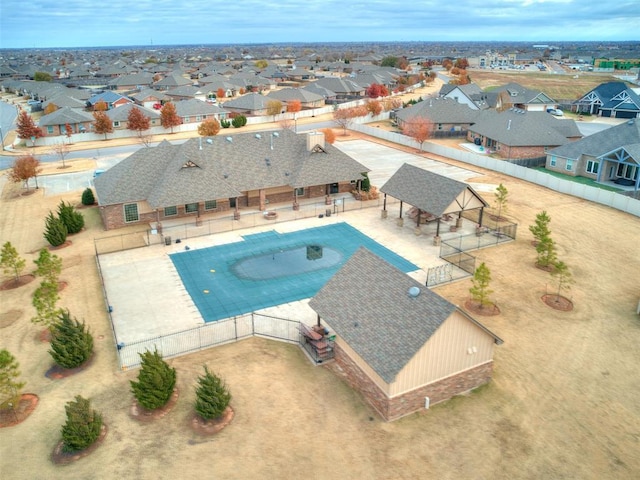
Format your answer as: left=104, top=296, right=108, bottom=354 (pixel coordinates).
left=16, top=111, right=44, bottom=146
left=216, top=88, right=225, bottom=100
left=365, top=83, right=389, bottom=98
left=321, top=128, right=336, bottom=144
left=366, top=100, right=383, bottom=117
left=8, top=155, right=42, bottom=191
left=127, top=106, right=150, bottom=138
left=92, top=112, right=113, bottom=140
left=160, top=102, right=181, bottom=133
left=403, top=117, right=433, bottom=151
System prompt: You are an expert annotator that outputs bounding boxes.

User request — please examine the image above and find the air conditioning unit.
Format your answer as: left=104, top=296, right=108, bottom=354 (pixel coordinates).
left=424, top=397, right=430, bottom=409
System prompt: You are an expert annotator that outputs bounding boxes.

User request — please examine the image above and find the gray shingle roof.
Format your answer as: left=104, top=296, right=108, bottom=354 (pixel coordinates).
left=380, top=163, right=487, bottom=216
left=468, top=110, right=579, bottom=147
left=38, top=106, right=94, bottom=126
left=548, top=118, right=640, bottom=159
left=94, top=129, right=369, bottom=208
left=174, top=98, right=227, bottom=117
left=266, top=87, right=324, bottom=103
left=106, top=103, right=160, bottom=122
left=395, top=97, right=480, bottom=124
left=309, top=248, right=457, bottom=383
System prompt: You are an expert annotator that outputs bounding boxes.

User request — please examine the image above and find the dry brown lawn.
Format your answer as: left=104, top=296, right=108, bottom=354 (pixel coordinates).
left=469, top=70, right=622, bottom=100
left=1, top=139, right=639, bottom=479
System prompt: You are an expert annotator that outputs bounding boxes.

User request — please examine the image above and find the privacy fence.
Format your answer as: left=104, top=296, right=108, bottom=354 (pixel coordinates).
left=351, top=123, right=640, bottom=218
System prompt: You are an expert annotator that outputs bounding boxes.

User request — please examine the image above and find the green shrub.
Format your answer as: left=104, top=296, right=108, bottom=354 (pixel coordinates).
left=81, top=188, right=95, bottom=206
left=60, top=395, right=102, bottom=453
left=49, top=310, right=94, bottom=369
left=231, top=115, right=247, bottom=128
left=220, top=119, right=231, bottom=128
left=194, top=366, right=231, bottom=420
left=130, top=349, right=176, bottom=410
left=43, top=211, right=68, bottom=247
left=57, top=201, right=84, bottom=234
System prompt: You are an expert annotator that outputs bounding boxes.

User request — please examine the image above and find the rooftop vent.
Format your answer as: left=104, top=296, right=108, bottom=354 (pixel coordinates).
left=226, top=137, right=232, bottom=142
left=408, top=286, right=421, bottom=298
left=255, top=133, right=262, bottom=139
left=265, top=158, right=271, bottom=167
left=206, top=138, right=213, bottom=144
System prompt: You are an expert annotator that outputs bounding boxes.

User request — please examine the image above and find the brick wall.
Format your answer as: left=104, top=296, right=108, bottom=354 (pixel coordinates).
left=333, top=343, right=494, bottom=421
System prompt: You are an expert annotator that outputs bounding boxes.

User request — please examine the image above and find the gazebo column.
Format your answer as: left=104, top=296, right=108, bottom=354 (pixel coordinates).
left=397, top=201, right=404, bottom=226
left=456, top=211, right=463, bottom=228
left=233, top=198, right=240, bottom=220
left=259, top=189, right=266, bottom=211
left=381, top=193, right=388, bottom=218
left=293, top=189, right=299, bottom=211
left=478, top=207, right=484, bottom=226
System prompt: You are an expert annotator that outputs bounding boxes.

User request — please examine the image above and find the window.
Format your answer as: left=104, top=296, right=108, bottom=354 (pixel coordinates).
left=196, top=115, right=202, bottom=122
left=565, top=159, right=573, bottom=171
left=204, top=200, right=217, bottom=210
left=437, top=123, right=443, bottom=130
left=185, top=203, right=199, bottom=213
left=184, top=116, right=190, bottom=123
left=113, top=121, right=120, bottom=127
left=586, top=160, right=599, bottom=174
left=295, top=187, right=305, bottom=196
left=164, top=206, right=177, bottom=216
left=550, top=156, right=557, bottom=167
left=123, top=203, right=139, bottom=223
left=47, top=126, right=54, bottom=134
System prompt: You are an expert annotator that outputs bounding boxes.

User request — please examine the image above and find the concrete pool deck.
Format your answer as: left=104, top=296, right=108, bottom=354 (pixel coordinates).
left=98, top=139, right=497, bottom=346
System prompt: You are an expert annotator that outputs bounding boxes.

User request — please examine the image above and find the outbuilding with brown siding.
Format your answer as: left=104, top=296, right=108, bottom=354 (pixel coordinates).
left=309, top=248, right=503, bottom=421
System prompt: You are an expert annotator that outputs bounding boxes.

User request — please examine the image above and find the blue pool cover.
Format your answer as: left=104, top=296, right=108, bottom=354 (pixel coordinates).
left=169, top=222, right=418, bottom=322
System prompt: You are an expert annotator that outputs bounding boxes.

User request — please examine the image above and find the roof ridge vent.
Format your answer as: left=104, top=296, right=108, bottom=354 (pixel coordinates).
left=408, top=286, right=421, bottom=298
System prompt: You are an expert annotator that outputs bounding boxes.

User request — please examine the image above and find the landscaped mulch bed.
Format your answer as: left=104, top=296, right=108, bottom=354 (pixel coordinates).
left=541, top=294, right=574, bottom=311
left=51, top=424, right=108, bottom=465
left=464, top=299, right=501, bottom=316
left=0, top=394, right=39, bottom=428
left=189, top=406, right=235, bottom=436
left=0, top=274, right=35, bottom=291
left=129, top=388, right=179, bottom=422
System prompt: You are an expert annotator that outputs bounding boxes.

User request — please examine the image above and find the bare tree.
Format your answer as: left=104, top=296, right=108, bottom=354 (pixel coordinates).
left=51, top=142, right=70, bottom=169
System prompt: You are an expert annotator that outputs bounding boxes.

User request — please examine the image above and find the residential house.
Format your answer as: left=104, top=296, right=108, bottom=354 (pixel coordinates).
left=129, top=88, right=171, bottom=110
left=165, top=85, right=208, bottom=102
left=153, top=72, right=193, bottom=91
left=106, top=103, right=161, bottom=130
left=394, top=97, right=480, bottom=137
left=93, top=130, right=368, bottom=230
left=308, top=247, right=503, bottom=421
left=265, top=88, right=325, bottom=109
left=546, top=118, right=640, bottom=189
left=311, top=77, right=365, bottom=99
left=107, top=72, right=155, bottom=91
left=574, top=82, right=640, bottom=118
left=38, top=106, right=95, bottom=136
left=467, top=110, right=582, bottom=160
left=174, top=98, right=228, bottom=124
left=439, top=83, right=490, bottom=110
left=87, top=91, right=132, bottom=110
left=222, top=92, right=271, bottom=116
left=491, top=82, right=557, bottom=112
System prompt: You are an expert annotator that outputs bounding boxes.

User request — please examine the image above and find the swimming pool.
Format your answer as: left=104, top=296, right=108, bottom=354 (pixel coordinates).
left=169, top=222, right=418, bottom=322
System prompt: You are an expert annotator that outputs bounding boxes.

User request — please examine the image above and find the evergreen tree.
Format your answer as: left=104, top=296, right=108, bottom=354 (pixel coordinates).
left=32, top=279, right=63, bottom=330
left=49, top=310, right=94, bottom=369
left=1, top=241, right=26, bottom=285
left=60, top=395, right=103, bottom=453
left=34, top=248, right=62, bottom=284
left=44, top=211, right=68, bottom=247
left=551, top=260, right=574, bottom=301
left=57, top=200, right=84, bottom=234
left=81, top=187, right=95, bottom=206
left=194, top=365, right=231, bottom=420
left=0, top=349, right=26, bottom=409
left=494, top=183, right=508, bottom=220
left=536, top=235, right=558, bottom=269
left=130, top=349, right=176, bottom=410
left=469, top=262, right=494, bottom=308
left=529, top=211, right=551, bottom=246
left=360, top=172, right=371, bottom=192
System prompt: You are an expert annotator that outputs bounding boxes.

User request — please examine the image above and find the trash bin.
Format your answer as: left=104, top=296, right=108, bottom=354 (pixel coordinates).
left=164, top=236, right=172, bottom=246
left=325, top=209, right=331, bottom=217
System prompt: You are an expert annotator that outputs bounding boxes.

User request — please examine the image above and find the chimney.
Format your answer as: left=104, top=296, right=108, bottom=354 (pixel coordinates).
left=307, top=131, right=325, bottom=151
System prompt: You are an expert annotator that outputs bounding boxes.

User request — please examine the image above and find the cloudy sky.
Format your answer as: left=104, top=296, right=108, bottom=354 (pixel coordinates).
left=1, top=0, right=638, bottom=49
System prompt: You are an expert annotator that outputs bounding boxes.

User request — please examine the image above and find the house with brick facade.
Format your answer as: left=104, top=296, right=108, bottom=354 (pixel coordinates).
left=309, top=247, right=503, bottom=421
left=93, top=129, right=368, bottom=230
left=38, top=106, right=95, bottom=136
left=394, top=97, right=480, bottom=137
left=466, top=109, right=582, bottom=160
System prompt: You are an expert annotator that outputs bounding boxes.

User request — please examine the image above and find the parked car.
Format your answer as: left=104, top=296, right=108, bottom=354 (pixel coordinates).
left=547, top=108, right=564, bottom=116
